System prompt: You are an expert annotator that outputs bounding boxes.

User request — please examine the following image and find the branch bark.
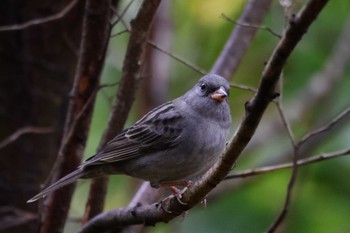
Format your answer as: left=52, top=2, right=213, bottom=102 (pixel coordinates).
left=83, top=0, right=161, bottom=222
left=78, top=0, right=329, bottom=232
left=39, top=1, right=111, bottom=232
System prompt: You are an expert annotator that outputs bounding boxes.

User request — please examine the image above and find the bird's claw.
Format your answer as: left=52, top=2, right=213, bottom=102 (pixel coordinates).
left=159, top=197, right=173, bottom=214
left=169, top=186, right=188, bottom=205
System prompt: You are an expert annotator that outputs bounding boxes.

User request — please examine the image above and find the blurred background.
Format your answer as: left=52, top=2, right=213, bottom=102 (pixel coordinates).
left=1, top=0, right=350, bottom=232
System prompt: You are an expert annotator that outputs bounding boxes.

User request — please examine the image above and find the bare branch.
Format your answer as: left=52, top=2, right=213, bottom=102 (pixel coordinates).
left=110, top=2, right=207, bottom=76
left=262, top=2, right=330, bottom=230
left=220, top=13, right=281, bottom=39
left=111, top=29, right=129, bottom=37
left=79, top=0, right=329, bottom=232
left=83, top=0, right=162, bottom=222
left=0, top=127, right=53, bottom=150
left=275, top=101, right=296, bottom=146
left=211, top=0, right=273, bottom=79
left=39, top=1, right=112, bottom=232
left=248, top=11, right=350, bottom=153
left=230, top=82, right=258, bottom=93
left=299, top=105, right=350, bottom=146
left=118, top=1, right=274, bottom=232
left=267, top=146, right=299, bottom=233
left=111, top=0, right=135, bottom=28
left=225, top=148, right=350, bottom=179
left=147, top=41, right=207, bottom=75
left=0, top=0, right=79, bottom=32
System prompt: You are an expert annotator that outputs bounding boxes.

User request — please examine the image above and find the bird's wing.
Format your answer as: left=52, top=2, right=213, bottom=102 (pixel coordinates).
left=83, top=101, right=184, bottom=165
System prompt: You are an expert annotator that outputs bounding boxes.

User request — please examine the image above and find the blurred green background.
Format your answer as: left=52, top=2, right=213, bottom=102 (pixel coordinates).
left=67, top=0, right=350, bottom=232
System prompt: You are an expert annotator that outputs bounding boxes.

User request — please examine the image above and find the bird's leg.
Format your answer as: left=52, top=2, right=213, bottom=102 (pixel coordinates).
left=159, top=180, right=193, bottom=205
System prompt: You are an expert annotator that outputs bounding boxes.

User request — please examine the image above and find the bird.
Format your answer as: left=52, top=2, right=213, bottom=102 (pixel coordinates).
left=28, top=74, right=232, bottom=203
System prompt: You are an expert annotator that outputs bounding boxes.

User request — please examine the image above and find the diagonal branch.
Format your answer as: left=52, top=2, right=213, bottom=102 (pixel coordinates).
left=78, top=0, right=329, bottom=232
left=119, top=1, right=273, bottom=233
left=147, top=41, right=207, bottom=75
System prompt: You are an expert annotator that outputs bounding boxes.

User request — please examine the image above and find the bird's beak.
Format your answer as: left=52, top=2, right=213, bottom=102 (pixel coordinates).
left=211, top=86, right=227, bottom=102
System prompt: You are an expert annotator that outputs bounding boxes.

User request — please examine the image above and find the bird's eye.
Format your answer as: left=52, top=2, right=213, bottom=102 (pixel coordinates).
left=200, top=83, right=207, bottom=92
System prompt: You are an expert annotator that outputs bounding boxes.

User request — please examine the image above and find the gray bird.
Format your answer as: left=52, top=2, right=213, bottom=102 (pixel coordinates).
left=28, top=74, right=231, bottom=203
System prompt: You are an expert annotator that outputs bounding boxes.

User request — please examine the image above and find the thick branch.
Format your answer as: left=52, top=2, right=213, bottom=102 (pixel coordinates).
left=39, top=1, right=111, bottom=232
left=78, top=0, right=329, bottom=232
left=83, top=0, right=161, bottom=222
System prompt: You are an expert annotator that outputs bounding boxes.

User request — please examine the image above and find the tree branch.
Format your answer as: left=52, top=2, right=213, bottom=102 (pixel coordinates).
left=118, top=1, right=273, bottom=232
left=247, top=12, right=350, bottom=155
left=0, top=0, right=79, bottom=32
left=0, top=126, right=53, bottom=150
left=39, top=1, right=111, bottom=232
left=211, top=0, right=273, bottom=79
left=147, top=41, right=207, bottom=75
left=220, top=13, right=281, bottom=39
left=225, top=148, right=350, bottom=179
left=83, top=0, right=162, bottom=222
left=299, top=105, right=350, bottom=146
left=78, top=0, right=329, bottom=232
left=263, top=1, right=330, bottom=231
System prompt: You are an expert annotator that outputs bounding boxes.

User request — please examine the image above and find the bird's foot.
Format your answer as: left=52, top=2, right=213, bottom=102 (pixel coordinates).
left=159, top=180, right=194, bottom=205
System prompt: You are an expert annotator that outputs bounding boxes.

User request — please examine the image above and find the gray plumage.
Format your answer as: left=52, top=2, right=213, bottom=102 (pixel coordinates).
left=28, top=74, right=231, bottom=203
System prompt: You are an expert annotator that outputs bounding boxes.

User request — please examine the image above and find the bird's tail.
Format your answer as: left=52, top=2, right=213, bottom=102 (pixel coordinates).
left=27, top=168, right=88, bottom=203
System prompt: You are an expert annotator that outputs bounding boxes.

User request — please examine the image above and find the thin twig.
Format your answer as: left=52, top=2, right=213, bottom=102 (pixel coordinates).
left=0, top=127, right=53, bottom=150
left=230, top=82, right=258, bottom=93
left=42, top=85, right=101, bottom=190
left=147, top=40, right=207, bottom=75
left=299, top=105, right=350, bottom=146
left=109, top=5, right=207, bottom=76
left=99, top=81, right=119, bottom=89
left=264, top=105, right=350, bottom=232
left=211, top=0, right=273, bottom=79
left=267, top=145, right=299, bottom=233
left=221, top=13, right=282, bottom=39
left=225, top=148, right=350, bottom=179
left=111, top=0, right=135, bottom=28
left=111, top=29, right=129, bottom=37
left=0, top=0, right=79, bottom=32
left=275, top=101, right=296, bottom=146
